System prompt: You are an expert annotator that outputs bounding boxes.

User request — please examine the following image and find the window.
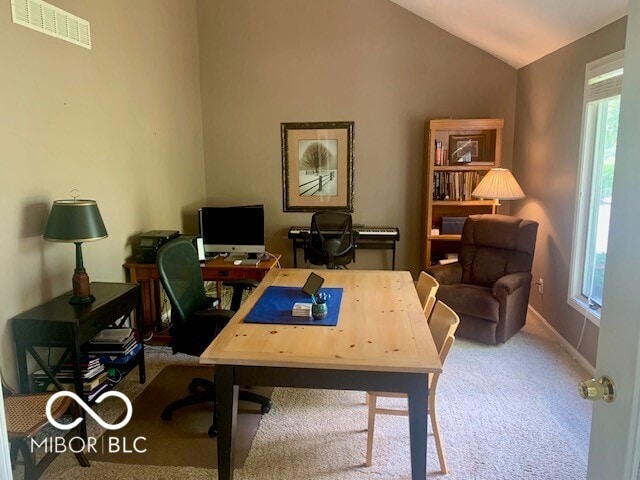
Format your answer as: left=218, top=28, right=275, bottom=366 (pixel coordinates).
left=569, top=51, right=624, bottom=324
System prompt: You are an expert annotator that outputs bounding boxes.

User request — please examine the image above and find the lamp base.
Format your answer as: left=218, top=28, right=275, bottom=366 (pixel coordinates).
left=70, top=269, right=95, bottom=304
left=69, top=293, right=96, bottom=304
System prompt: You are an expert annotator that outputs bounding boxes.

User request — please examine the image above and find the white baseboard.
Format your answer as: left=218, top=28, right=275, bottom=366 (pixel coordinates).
left=528, top=304, right=596, bottom=376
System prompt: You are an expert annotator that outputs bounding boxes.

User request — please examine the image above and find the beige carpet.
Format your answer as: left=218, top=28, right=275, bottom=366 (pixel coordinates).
left=87, top=365, right=272, bottom=468
left=35, top=313, right=591, bottom=479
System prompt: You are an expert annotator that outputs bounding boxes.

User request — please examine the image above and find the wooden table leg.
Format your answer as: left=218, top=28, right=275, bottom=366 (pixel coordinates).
left=215, top=365, right=239, bottom=480
left=407, top=375, right=428, bottom=480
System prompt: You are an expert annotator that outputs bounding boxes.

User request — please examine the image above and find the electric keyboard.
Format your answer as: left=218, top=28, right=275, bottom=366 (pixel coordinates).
left=288, top=226, right=400, bottom=241
left=288, top=225, right=400, bottom=269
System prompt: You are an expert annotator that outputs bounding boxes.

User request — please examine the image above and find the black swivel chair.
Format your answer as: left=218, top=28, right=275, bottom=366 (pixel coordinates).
left=156, top=238, right=272, bottom=437
left=304, top=212, right=357, bottom=269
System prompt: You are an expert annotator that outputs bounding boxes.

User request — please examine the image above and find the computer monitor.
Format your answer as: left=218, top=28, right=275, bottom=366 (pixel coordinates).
left=198, top=205, right=265, bottom=256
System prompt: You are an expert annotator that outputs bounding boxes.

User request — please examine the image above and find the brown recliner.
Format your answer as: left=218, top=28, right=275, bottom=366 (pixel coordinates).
left=425, top=214, right=538, bottom=345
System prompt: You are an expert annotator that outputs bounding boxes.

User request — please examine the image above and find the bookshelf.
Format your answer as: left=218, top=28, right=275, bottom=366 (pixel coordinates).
left=422, top=118, right=504, bottom=268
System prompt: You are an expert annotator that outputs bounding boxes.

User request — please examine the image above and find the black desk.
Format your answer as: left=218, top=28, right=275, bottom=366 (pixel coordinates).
left=288, top=225, right=400, bottom=269
left=12, top=282, right=146, bottom=430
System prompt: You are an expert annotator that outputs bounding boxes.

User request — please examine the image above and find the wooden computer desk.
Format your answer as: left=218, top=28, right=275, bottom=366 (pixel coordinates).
left=200, top=268, right=441, bottom=480
left=123, top=255, right=280, bottom=344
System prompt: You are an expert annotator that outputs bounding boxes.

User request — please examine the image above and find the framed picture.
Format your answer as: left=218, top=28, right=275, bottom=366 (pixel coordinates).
left=281, top=121, right=354, bottom=212
left=448, top=134, right=492, bottom=165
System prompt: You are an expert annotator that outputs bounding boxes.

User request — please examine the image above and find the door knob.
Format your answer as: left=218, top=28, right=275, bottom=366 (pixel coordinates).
left=578, top=376, right=615, bottom=403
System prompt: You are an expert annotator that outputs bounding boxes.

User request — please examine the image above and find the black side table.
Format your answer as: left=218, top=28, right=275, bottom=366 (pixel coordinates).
left=12, top=282, right=146, bottom=435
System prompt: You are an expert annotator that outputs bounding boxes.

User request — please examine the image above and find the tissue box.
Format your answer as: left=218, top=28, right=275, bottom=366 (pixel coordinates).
left=441, top=217, right=467, bottom=235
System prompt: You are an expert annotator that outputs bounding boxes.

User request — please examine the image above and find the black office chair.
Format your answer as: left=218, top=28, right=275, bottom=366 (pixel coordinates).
left=304, top=212, right=356, bottom=269
left=156, top=238, right=272, bottom=437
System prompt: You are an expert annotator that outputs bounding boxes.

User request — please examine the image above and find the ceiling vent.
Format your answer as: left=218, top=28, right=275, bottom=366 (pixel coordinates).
left=10, top=0, right=91, bottom=49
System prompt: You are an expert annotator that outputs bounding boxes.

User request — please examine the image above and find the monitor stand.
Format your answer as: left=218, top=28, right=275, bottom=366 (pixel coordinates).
left=225, top=253, right=247, bottom=262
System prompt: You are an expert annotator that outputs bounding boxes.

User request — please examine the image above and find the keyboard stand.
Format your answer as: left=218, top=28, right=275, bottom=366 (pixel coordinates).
left=288, top=226, right=399, bottom=270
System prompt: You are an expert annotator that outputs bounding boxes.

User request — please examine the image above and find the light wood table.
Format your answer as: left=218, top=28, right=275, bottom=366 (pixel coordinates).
left=200, top=268, right=442, bottom=480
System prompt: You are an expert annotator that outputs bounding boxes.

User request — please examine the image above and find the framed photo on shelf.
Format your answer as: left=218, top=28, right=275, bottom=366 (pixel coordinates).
left=281, top=121, right=354, bottom=212
left=448, top=134, right=492, bottom=165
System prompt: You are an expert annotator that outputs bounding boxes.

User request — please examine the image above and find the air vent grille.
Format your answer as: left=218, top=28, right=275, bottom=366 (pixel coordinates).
left=11, top=0, right=91, bottom=49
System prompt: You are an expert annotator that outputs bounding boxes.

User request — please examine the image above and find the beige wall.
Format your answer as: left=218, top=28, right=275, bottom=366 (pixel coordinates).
left=512, top=18, right=627, bottom=366
left=0, top=0, right=206, bottom=386
left=196, top=0, right=518, bottom=271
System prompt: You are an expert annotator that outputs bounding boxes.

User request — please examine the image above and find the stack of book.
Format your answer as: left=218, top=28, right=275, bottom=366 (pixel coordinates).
left=33, top=356, right=109, bottom=401
left=292, top=302, right=312, bottom=317
left=84, top=327, right=141, bottom=366
left=84, top=328, right=137, bottom=356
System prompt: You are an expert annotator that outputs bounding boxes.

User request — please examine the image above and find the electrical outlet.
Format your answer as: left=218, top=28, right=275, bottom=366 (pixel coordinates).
left=538, top=278, right=544, bottom=295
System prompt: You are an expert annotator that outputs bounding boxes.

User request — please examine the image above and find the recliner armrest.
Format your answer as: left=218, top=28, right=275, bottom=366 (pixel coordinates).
left=425, top=263, right=463, bottom=285
left=492, top=272, right=531, bottom=297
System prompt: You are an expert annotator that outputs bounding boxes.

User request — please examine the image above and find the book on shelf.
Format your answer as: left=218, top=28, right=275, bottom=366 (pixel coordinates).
left=434, top=140, right=443, bottom=166
left=92, top=342, right=142, bottom=365
left=432, top=171, right=483, bottom=201
left=85, top=331, right=136, bottom=354
left=85, top=340, right=137, bottom=356
left=86, top=381, right=112, bottom=402
left=33, top=363, right=105, bottom=382
left=91, top=327, right=133, bottom=343
left=41, top=371, right=109, bottom=393
left=33, top=364, right=106, bottom=392
left=88, top=329, right=135, bottom=346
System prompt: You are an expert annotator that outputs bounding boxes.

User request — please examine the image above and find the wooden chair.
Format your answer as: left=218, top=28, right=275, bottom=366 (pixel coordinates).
left=2, top=373, right=89, bottom=479
left=365, top=300, right=460, bottom=473
left=416, top=271, right=439, bottom=317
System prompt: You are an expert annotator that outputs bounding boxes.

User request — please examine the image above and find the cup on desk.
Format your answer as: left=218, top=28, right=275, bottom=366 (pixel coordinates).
left=312, top=292, right=329, bottom=320
left=312, top=303, right=328, bottom=320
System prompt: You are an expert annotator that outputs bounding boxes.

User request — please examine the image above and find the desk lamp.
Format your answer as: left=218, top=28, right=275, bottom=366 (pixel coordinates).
left=43, top=194, right=108, bottom=304
left=471, top=167, right=525, bottom=214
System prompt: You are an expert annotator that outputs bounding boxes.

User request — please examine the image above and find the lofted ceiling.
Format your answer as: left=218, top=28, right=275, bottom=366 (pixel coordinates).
left=390, top=0, right=628, bottom=69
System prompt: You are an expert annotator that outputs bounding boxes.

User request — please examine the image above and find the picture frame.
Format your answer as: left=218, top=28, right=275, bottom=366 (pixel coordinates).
left=448, top=134, right=492, bottom=165
left=281, top=121, right=354, bottom=212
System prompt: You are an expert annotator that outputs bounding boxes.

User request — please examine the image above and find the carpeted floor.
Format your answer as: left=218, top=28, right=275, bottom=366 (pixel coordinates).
left=33, top=312, right=591, bottom=479
left=87, top=364, right=272, bottom=468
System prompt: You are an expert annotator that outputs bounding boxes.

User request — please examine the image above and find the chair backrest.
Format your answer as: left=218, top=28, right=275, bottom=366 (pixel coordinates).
left=429, top=300, right=460, bottom=362
left=156, top=238, right=209, bottom=326
left=306, top=211, right=355, bottom=268
left=459, top=214, right=538, bottom=287
left=416, top=271, right=439, bottom=317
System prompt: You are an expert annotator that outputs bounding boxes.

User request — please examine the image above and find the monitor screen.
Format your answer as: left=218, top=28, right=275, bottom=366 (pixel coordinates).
left=198, top=205, right=265, bottom=255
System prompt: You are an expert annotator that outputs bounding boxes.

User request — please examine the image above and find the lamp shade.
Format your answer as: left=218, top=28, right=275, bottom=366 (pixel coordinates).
left=472, top=168, right=525, bottom=200
left=44, top=199, right=108, bottom=242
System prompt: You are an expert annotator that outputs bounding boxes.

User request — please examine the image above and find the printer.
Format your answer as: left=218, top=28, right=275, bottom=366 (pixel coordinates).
left=135, top=230, right=180, bottom=263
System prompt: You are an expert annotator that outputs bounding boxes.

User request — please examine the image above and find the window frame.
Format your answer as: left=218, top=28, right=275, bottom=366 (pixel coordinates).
left=568, top=50, right=624, bottom=325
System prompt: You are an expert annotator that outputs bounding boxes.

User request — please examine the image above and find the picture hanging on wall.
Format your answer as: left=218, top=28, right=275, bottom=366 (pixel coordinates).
left=281, top=121, right=354, bottom=212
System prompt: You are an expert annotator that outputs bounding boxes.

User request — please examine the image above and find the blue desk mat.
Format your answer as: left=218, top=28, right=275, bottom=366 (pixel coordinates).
left=244, top=286, right=343, bottom=326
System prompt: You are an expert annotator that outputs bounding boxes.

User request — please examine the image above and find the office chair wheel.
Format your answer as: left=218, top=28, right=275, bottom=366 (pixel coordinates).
left=261, top=400, right=272, bottom=414
left=208, top=426, right=217, bottom=438
left=160, top=408, right=172, bottom=421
